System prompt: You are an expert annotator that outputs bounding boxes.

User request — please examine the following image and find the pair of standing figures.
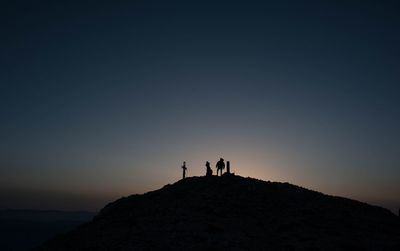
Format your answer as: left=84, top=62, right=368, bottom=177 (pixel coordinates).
left=181, top=158, right=227, bottom=179
left=205, top=158, right=226, bottom=177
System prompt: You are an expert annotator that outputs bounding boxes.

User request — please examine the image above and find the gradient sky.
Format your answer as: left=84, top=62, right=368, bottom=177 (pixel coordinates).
left=1, top=0, right=399, bottom=212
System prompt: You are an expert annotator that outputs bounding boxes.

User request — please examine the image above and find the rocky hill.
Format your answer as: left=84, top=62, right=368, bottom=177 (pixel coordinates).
left=37, top=174, right=400, bottom=250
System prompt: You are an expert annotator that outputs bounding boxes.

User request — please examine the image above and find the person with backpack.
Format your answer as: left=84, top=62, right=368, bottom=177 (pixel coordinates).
left=216, top=158, right=225, bottom=176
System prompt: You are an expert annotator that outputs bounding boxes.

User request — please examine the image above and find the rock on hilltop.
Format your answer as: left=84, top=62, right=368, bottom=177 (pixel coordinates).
left=37, top=175, right=400, bottom=250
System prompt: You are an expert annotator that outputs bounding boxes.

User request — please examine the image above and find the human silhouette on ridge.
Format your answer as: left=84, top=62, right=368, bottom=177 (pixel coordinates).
left=216, top=158, right=225, bottom=176
left=181, top=161, right=187, bottom=179
left=205, top=161, right=213, bottom=177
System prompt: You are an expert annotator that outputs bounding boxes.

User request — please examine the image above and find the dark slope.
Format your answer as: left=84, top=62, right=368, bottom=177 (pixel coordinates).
left=37, top=175, right=400, bottom=250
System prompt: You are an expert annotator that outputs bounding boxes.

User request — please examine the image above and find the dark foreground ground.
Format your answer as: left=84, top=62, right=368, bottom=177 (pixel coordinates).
left=36, top=175, right=400, bottom=250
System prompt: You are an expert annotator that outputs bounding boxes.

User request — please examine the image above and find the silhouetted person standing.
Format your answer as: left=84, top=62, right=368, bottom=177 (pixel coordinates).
left=181, top=161, right=187, bottom=179
left=216, top=158, right=225, bottom=176
left=205, top=161, right=213, bottom=177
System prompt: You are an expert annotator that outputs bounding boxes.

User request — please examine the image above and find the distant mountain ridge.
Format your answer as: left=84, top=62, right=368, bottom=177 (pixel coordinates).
left=0, top=209, right=95, bottom=222
left=37, top=174, right=400, bottom=250
left=0, top=209, right=95, bottom=251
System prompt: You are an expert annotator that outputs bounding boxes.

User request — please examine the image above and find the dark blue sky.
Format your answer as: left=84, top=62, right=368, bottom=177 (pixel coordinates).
left=1, top=0, right=399, bottom=211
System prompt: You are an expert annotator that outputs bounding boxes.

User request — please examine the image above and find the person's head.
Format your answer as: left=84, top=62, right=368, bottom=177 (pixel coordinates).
left=220, top=158, right=224, bottom=161
left=206, top=161, right=210, bottom=165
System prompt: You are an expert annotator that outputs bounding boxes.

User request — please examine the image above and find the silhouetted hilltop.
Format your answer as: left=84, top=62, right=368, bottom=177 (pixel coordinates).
left=37, top=175, right=400, bottom=250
